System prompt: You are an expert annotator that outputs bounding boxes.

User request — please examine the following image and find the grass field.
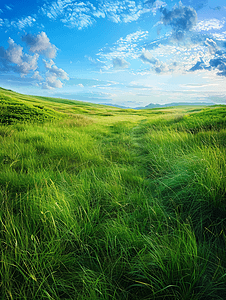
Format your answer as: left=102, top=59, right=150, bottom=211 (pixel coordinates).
left=0, top=86, right=226, bottom=299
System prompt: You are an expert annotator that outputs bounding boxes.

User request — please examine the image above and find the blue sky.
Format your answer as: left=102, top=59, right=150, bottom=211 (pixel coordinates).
left=0, top=0, right=226, bottom=107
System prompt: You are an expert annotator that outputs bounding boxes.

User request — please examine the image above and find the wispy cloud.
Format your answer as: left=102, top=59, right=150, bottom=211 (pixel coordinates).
left=140, top=49, right=158, bottom=65
left=97, top=30, right=149, bottom=68
left=5, top=5, right=13, bottom=11
left=144, top=0, right=167, bottom=16
left=97, top=0, right=151, bottom=23
left=0, top=16, right=36, bottom=30
left=40, top=0, right=152, bottom=29
left=212, top=32, right=226, bottom=41
left=11, top=16, right=36, bottom=30
left=112, top=57, right=130, bottom=69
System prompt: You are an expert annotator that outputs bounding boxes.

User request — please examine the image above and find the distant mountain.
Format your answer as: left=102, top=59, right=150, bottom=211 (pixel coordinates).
left=102, top=103, right=129, bottom=109
left=136, top=102, right=216, bottom=109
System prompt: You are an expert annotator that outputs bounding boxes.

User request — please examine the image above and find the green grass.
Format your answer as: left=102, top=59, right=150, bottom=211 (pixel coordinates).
left=0, top=87, right=226, bottom=299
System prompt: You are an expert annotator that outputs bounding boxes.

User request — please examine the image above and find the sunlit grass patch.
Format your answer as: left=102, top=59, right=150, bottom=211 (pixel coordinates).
left=57, top=114, right=94, bottom=127
left=0, top=96, right=63, bottom=124
left=175, top=106, right=226, bottom=132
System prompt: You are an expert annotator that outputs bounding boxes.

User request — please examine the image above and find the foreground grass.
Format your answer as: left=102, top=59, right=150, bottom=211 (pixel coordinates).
left=0, top=88, right=226, bottom=299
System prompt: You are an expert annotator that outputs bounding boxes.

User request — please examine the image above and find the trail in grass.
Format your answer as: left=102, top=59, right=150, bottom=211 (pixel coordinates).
left=1, top=92, right=226, bottom=299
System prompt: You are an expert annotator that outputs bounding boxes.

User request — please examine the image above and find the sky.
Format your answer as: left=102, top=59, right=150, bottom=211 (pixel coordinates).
left=0, top=0, right=226, bottom=107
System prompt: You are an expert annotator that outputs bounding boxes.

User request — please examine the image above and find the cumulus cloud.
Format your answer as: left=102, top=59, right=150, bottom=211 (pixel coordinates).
left=43, top=59, right=69, bottom=80
left=160, top=3, right=197, bottom=40
left=0, top=33, right=68, bottom=90
left=0, top=38, right=39, bottom=75
left=42, top=59, right=69, bottom=89
left=22, top=32, right=57, bottom=59
left=32, top=71, right=43, bottom=81
left=112, top=57, right=130, bottom=69
left=42, top=74, right=64, bottom=89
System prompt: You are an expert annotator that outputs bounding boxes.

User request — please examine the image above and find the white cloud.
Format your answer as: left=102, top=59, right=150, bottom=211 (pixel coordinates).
left=0, top=38, right=39, bottom=75
left=0, top=34, right=68, bottom=90
left=151, top=0, right=167, bottom=16
left=204, top=38, right=218, bottom=54
left=195, top=19, right=225, bottom=32
left=97, top=30, right=149, bottom=66
left=22, top=32, right=57, bottom=59
left=98, top=0, right=151, bottom=23
left=60, top=2, right=97, bottom=29
left=212, top=31, right=226, bottom=40
left=42, top=74, right=64, bottom=89
left=40, top=0, right=97, bottom=29
left=6, top=38, right=23, bottom=65
left=0, top=15, right=36, bottom=30
left=138, top=38, right=216, bottom=75
left=112, top=57, right=130, bottom=69
left=32, top=71, right=43, bottom=81
left=77, top=83, right=84, bottom=87
left=11, top=16, right=36, bottom=30
left=42, top=58, right=69, bottom=89
left=140, top=49, right=158, bottom=64
left=43, top=59, right=69, bottom=80
left=40, top=0, right=151, bottom=29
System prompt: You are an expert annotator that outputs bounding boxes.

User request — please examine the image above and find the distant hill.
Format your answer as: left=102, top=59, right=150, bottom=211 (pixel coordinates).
left=102, top=103, right=129, bottom=109
left=136, top=102, right=216, bottom=109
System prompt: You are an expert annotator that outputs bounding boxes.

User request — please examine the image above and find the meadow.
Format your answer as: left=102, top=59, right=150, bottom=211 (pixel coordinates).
left=0, top=86, right=226, bottom=299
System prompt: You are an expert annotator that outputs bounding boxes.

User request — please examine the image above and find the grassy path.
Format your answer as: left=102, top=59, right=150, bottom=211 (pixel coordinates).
left=1, top=88, right=226, bottom=299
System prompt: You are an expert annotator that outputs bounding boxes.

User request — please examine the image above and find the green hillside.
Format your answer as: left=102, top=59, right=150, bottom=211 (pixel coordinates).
left=0, top=87, right=226, bottom=299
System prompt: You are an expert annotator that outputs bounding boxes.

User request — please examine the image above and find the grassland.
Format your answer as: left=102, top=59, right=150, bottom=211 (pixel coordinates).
left=0, top=86, right=226, bottom=299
